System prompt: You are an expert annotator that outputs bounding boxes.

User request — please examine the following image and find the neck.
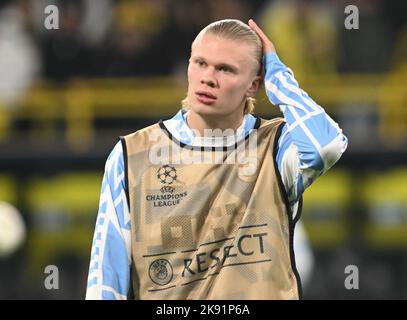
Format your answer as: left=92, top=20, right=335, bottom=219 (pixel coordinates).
left=186, top=110, right=244, bottom=136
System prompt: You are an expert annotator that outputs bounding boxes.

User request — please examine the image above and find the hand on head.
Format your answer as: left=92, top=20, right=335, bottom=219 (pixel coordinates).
left=248, top=19, right=276, bottom=55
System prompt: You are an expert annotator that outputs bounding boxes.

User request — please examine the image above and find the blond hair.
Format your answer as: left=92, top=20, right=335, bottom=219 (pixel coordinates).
left=182, top=19, right=263, bottom=115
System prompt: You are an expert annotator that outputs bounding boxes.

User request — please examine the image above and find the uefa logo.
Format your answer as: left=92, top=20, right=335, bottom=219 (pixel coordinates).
left=149, top=259, right=173, bottom=286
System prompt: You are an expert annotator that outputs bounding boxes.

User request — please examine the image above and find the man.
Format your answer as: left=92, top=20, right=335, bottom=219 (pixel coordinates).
left=86, top=19, right=347, bottom=299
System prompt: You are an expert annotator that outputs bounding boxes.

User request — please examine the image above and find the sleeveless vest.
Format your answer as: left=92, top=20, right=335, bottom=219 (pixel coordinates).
left=120, top=116, right=302, bottom=299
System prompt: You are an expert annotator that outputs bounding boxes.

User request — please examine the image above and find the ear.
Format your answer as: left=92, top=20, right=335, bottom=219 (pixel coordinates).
left=246, top=75, right=262, bottom=97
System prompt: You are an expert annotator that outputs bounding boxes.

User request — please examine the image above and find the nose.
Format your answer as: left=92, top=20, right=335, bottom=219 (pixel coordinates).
left=200, top=68, right=217, bottom=88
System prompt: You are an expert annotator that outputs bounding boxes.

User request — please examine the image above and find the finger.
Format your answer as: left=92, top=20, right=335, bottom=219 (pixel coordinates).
left=248, top=19, right=259, bottom=34
left=248, top=19, right=256, bottom=29
left=248, top=19, right=267, bottom=41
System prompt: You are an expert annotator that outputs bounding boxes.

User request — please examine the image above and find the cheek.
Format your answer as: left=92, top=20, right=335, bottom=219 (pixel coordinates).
left=222, top=81, right=248, bottom=99
left=187, top=65, right=193, bottom=82
left=187, top=67, right=195, bottom=93
left=188, top=69, right=202, bottom=94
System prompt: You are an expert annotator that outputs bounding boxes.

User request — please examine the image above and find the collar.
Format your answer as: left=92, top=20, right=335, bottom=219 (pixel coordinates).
left=162, top=109, right=257, bottom=147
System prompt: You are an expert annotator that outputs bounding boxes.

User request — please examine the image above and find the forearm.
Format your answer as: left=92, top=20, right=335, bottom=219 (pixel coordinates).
left=265, top=53, right=347, bottom=208
left=86, top=143, right=132, bottom=300
left=265, top=52, right=347, bottom=171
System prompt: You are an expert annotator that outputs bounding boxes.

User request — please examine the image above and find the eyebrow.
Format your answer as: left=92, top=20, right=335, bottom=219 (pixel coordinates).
left=193, top=56, right=239, bottom=73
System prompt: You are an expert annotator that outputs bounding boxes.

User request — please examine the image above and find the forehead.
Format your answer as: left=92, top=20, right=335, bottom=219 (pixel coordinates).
left=191, top=34, right=256, bottom=70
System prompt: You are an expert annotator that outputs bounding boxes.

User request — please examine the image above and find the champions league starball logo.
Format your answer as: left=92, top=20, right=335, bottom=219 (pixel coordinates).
left=149, top=259, right=173, bottom=286
left=157, top=165, right=177, bottom=185
left=145, top=165, right=187, bottom=207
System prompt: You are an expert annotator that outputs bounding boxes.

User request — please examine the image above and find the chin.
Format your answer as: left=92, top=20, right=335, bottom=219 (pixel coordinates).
left=193, top=106, right=219, bottom=116
left=190, top=101, right=225, bottom=117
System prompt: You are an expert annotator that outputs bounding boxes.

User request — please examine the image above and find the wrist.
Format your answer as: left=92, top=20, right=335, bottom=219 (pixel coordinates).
left=263, top=52, right=280, bottom=69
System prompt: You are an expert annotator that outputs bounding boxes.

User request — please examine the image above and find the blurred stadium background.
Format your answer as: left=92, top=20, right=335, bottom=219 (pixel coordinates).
left=0, top=0, right=406, bottom=299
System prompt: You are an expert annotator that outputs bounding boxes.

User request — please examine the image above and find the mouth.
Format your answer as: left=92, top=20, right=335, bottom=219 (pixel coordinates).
left=195, top=91, right=217, bottom=105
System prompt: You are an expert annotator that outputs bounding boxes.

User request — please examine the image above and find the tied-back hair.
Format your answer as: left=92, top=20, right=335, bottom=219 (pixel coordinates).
left=182, top=19, right=263, bottom=115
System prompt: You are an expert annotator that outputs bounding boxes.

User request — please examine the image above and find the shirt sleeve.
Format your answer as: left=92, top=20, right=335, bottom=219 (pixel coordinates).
left=264, top=52, right=348, bottom=217
left=85, top=142, right=132, bottom=300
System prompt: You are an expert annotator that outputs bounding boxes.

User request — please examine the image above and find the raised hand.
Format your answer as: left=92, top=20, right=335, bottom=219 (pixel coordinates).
left=248, top=19, right=276, bottom=54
